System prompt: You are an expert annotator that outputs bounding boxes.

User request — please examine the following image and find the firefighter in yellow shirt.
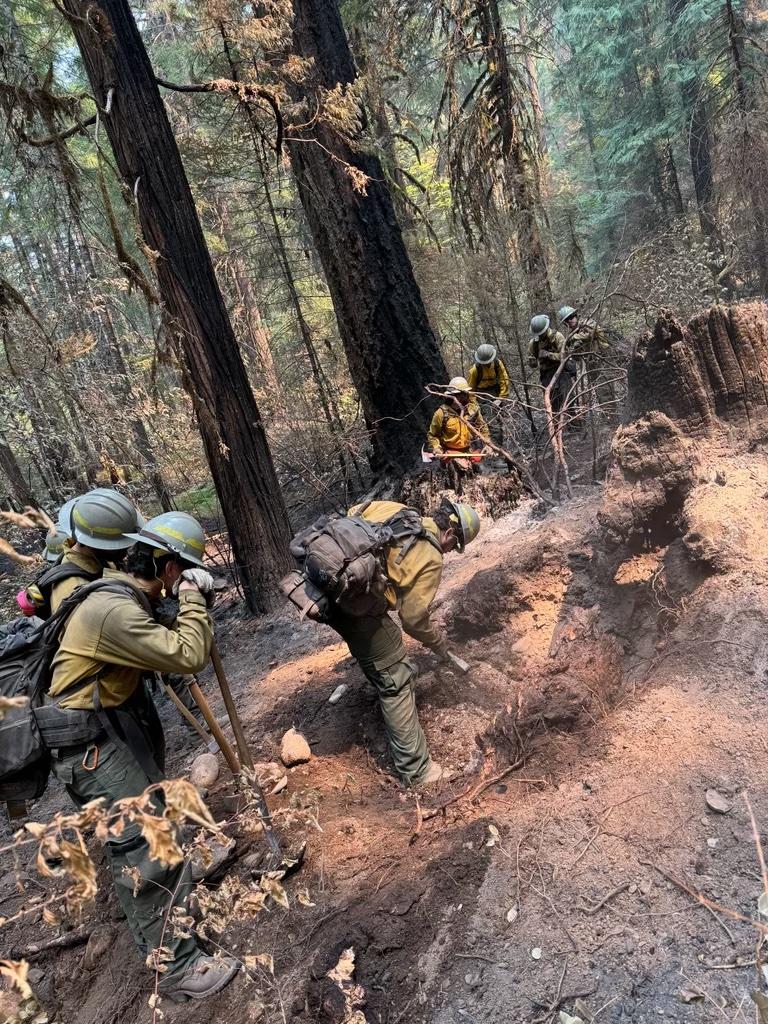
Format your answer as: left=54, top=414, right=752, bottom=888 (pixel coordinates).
left=467, top=345, right=510, bottom=447
left=330, top=500, right=481, bottom=788
left=426, top=377, right=490, bottom=472
left=41, top=511, right=238, bottom=1003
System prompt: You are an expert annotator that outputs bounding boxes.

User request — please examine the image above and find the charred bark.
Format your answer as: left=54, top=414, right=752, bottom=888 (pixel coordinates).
left=285, top=0, right=447, bottom=473
left=60, top=0, right=291, bottom=610
left=629, top=302, right=768, bottom=437
left=0, top=431, right=36, bottom=508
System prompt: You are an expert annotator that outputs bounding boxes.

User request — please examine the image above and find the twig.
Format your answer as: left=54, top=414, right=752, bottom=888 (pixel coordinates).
left=13, top=929, right=91, bottom=959
left=704, top=959, right=757, bottom=970
left=421, top=757, right=525, bottom=821
left=410, top=794, right=423, bottom=845
left=580, top=881, right=631, bottom=916
left=455, top=952, right=500, bottom=965
left=640, top=860, right=741, bottom=944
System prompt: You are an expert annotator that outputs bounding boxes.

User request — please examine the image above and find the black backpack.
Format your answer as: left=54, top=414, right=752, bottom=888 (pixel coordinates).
left=284, top=504, right=442, bottom=619
left=0, top=579, right=135, bottom=804
left=28, top=560, right=101, bottom=620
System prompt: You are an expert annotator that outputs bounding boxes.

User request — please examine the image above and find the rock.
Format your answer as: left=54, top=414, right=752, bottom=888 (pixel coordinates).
left=328, top=684, right=349, bottom=705
left=253, top=760, right=288, bottom=793
left=280, top=728, right=311, bottom=767
left=189, top=752, right=220, bottom=789
left=82, top=926, right=117, bottom=970
left=27, top=968, right=44, bottom=986
left=705, top=788, right=732, bottom=814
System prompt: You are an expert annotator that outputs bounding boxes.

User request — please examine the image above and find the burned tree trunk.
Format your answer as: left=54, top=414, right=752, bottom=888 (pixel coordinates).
left=600, top=301, right=768, bottom=548
left=286, top=0, right=447, bottom=473
left=0, top=431, right=36, bottom=508
left=60, top=0, right=291, bottom=610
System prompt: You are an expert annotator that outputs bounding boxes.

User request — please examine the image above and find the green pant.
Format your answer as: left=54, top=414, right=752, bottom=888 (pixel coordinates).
left=328, top=610, right=431, bottom=784
left=51, top=739, right=199, bottom=980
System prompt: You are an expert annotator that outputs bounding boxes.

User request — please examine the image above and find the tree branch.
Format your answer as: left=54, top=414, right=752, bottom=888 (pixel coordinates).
left=21, top=113, right=97, bottom=147
left=155, top=77, right=283, bottom=156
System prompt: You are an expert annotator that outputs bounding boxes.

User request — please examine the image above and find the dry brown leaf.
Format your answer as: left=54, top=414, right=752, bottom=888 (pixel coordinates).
left=136, top=814, right=183, bottom=868
left=260, top=875, right=289, bottom=909
left=162, top=778, right=217, bottom=829
left=0, top=959, right=33, bottom=1000
left=244, top=952, right=274, bottom=975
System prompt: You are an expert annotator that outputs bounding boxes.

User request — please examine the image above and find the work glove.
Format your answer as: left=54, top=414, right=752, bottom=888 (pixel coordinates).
left=174, top=567, right=216, bottom=608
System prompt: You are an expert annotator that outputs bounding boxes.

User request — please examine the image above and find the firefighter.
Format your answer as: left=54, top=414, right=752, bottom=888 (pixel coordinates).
left=41, top=511, right=238, bottom=1002
left=426, top=377, right=490, bottom=472
left=467, top=344, right=510, bottom=447
left=329, top=499, right=481, bottom=787
left=527, top=315, right=574, bottom=414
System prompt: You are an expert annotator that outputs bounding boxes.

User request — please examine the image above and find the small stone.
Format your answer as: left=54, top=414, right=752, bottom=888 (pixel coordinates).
left=706, top=789, right=732, bottom=814
left=628, top=883, right=638, bottom=894
left=82, top=926, right=117, bottom=969
left=707, top=837, right=719, bottom=848
left=531, top=947, right=542, bottom=960
left=328, top=684, right=349, bottom=705
left=639, top=879, right=652, bottom=895
left=189, top=752, right=220, bottom=789
left=280, top=728, right=311, bottom=767
left=27, top=968, right=44, bottom=985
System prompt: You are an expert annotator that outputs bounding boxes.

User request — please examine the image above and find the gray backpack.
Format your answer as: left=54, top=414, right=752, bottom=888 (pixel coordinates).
left=284, top=505, right=442, bottom=619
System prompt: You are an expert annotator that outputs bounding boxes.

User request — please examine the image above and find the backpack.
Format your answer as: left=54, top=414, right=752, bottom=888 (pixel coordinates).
left=0, top=579, right=140, bottom=804
left=284, top=504, right=442, bottom=619
left=27, top=560, right=101, bottom=620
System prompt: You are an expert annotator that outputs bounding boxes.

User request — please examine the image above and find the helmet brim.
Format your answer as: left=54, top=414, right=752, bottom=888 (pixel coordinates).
left=122, top=532, right=207, bottom=568
left=72, top=530, right=136, bottom=551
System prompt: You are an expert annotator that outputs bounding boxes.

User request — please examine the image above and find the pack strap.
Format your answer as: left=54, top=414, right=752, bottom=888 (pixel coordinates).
left=48, top=580, right=163, bottom=781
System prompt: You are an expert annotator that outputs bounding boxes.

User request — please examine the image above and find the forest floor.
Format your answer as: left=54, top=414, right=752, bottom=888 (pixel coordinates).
left=3, top=441, right=768, bottom=1024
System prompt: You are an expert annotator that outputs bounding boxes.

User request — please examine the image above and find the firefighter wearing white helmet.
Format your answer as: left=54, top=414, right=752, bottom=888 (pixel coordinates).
left=527, top=313, right=572, bottom=413
left=41, top=490, right=144, bottom=615
left=467, top=344, right=510, bottom=446
left=426, top=376, right=490, bottom=464
left=330, top=498, right=482, bottom=789
left=558, top=305, right=610, bottom=358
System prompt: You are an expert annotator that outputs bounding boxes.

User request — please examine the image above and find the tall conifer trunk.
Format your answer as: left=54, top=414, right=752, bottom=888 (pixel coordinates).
left=59, top=0, right=291, bottom=610
left=286, top=0, right=447, bottom=473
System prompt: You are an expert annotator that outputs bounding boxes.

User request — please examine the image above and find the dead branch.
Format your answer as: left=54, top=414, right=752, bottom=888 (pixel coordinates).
left=421, top=756, right=526, bottom=822
left=12, top=929, right=91, bottom=959
left=639, top=860, right=742, bottom=944
left=155, top=77, right=284, bottom=156
left=22, top=113, right=97, bottom=146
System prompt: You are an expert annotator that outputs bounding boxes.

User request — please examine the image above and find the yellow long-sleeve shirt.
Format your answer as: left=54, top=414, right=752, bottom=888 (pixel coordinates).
left=50, top=570, right=212, bottom=709
left=426, top=401, right=489, bottom=454
left=568, top=319, right=610, bottom=356
left=467, top=359, right=510, bottom=398
left=349, top=501, right=445, bottom=650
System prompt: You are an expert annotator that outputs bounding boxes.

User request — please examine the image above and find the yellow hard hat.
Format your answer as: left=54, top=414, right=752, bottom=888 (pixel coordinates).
left=445, top=500, right=481, bottom=551
left=447, top=376, right=471, bottom=394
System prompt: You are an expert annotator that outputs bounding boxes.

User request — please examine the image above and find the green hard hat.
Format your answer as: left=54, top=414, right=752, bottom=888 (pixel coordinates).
left=72, top=488, right=144, bottom=551
left=474, top=344, right=497, bottom=365
left=44, top=525, right=69, bottom=563
left=445, top=500, right=481, bottom=552
left=558, top=305, right=577, bottom=324
left=530, top=315, right=550, bottom=337
left=124, top=511, right=207, bottom=568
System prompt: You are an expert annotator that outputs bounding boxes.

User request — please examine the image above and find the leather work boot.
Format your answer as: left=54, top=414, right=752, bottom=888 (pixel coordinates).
left=414, top=761, right=454, bottom=788
left=160, top=955, right=240, bottom=1002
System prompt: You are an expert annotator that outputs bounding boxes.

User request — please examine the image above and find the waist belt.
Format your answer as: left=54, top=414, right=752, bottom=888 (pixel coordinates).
left=34, top=705, right=104, bottom=748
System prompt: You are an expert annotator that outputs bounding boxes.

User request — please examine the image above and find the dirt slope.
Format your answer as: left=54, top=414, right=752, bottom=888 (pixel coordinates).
left=5, top=302, right=768, bottom=1024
